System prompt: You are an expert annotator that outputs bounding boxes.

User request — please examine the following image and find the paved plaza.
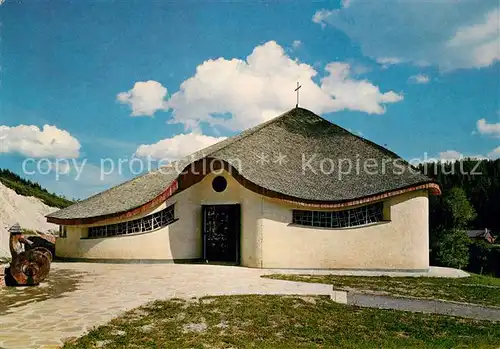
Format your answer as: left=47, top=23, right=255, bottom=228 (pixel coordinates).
left=0, top=262, right=333, bottom=349
left=0, top=263, right=478, bottom=349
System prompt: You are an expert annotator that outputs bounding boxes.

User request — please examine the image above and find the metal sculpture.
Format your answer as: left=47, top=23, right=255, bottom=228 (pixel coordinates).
left=5, top=223, right=52, bottom=286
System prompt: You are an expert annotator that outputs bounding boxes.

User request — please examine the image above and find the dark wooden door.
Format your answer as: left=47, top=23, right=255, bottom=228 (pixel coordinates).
left=202, top=204, right=240, bottom=263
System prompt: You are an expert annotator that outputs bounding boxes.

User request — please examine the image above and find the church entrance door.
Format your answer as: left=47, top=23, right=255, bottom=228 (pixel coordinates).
left=202, top=204, right=240, bottom=264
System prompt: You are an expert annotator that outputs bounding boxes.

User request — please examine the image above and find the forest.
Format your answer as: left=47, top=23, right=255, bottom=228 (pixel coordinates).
left=420, top=159, right=500, bottom=233
left=419, top=159, right=500, bottom=276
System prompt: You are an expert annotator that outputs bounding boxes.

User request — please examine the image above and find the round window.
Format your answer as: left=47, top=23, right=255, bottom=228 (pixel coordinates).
left=212, top=176, right=227, bottom=193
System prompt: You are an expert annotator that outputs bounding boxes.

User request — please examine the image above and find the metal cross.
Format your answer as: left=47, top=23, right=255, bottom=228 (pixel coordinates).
left=295, top=81, right=302, bottom=108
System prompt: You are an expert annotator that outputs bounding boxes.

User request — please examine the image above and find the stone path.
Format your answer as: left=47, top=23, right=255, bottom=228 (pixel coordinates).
left=0, top=263, right=332, bottom=349
left=349, top=293, right=500, bottom=321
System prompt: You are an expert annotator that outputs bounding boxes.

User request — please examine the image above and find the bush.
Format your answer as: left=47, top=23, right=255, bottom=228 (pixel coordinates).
left=432, top=229, right=471, bottom=269
left=468, top=243, right=500, bottom=277
left=468, top=241, right=492, bottom=275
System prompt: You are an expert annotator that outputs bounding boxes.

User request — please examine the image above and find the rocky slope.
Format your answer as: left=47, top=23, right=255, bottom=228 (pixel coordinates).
left=0, top=182, right=59, bottom=257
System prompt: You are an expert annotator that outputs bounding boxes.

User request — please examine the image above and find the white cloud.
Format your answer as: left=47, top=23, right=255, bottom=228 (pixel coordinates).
left=117, top=80, right=168, bottom=116
left=434, top=149, right=500, bottom=162
left=312, top=9, right=335, bottom=28
left=448, top=8, right=499, bottom=46
left=166, top=41, right=403, bottom=131
left=351, top=63, right=370, bottom=75
left=347, top=128, right=364, bottom=137
left=0, top=124, right=80, bottom=158
left=476, top=118, right=500, bottom=138
left=376, top=57, right=403, bottom=66
left=408, top=74, right=430, bottom=84
left=134, top=132, right=226, bottom=161
left=488, top=146, right=500, bottom=159
left=438, top=150, right=465, bottom=162
left=426, top=146, right=500, bottom=163
left=341, top=0, right=353, bottom=9
left=320, top=62, right=403, bottom=114
left=313, top=4, right=499, bottom=70
left=435, top=150, right=487, bottom=163
left=447, top=7, right=500, bottom=68
left=292, top=40, right=302, bottom=49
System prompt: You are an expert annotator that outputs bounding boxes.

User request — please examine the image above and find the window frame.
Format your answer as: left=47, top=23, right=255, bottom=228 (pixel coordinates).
left=292, top=202, right=385, bottom=229
left=86, top=204, right=176, bottom=239
left=59, top=226, right=68, bottom=238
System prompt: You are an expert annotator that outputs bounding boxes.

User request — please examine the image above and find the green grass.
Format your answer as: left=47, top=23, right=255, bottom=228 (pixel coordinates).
left=63, top=295, right=500, bottom=349
left=265, top=274, right=500, bottom=308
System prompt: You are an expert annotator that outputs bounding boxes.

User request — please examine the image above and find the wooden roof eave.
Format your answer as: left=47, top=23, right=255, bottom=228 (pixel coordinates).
left=47, top=160, right=441, bottom=226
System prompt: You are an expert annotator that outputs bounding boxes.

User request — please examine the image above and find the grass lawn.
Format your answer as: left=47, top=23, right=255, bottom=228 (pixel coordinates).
left=63, top=295, right=500, bottom=349
left=265, top=274, right=500, bottom=308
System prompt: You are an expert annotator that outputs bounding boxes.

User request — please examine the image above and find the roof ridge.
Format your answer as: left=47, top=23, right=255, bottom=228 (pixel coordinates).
left=169, top=108, right=298, bottom=167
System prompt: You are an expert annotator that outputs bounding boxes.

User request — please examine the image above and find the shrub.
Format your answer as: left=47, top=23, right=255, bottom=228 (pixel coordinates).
left=468, top=241, right=492, bottom=275
left=432, top=229, right=471, bottom=269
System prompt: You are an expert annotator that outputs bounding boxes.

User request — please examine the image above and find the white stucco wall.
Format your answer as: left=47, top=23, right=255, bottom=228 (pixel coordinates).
left=56, top=170, right=429, bottom=270
left=55, top=170, right=264, bottom=266
left=260, top=190, right=429, bottom=270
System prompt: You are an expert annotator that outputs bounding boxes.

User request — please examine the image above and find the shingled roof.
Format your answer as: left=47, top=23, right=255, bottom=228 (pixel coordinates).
left=47, top=108, right=438, bottom=222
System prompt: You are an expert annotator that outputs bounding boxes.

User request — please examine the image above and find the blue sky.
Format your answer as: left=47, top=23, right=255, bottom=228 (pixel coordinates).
left=1, top=0, right=499, bottom=199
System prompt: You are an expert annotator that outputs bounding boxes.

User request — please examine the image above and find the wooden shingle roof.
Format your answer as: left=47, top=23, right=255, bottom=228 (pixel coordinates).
left=47, top=108, right=439, bottom=223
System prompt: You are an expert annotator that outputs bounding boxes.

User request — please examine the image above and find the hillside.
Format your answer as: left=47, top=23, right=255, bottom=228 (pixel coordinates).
left=0, top=169, right=73, bottom=209
left=0, top=170, right=70, bottom=257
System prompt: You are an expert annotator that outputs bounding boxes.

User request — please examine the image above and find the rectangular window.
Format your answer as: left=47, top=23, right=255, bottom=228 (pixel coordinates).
left=292, top=202, right=384, bottom=228
left=88, top=204, right=175, bottom=238
left=59, top=226, right=68, bottom=238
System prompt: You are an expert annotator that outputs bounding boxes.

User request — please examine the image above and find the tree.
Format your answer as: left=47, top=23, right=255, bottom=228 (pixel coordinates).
left=433, top=229, right=471, bottom=269
left=469, top=241, right=491, bottom=275
left=420, top=159, right=500, bottom=233
left=430, top=187, right=476, bottom=269
left=441, top=187, right=477, bottom=230
left=419, top=159, right=500, bottom=273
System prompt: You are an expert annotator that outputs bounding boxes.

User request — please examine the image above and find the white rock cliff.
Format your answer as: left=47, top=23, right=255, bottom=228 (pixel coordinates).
left=0, top=182, right=58, bottom=257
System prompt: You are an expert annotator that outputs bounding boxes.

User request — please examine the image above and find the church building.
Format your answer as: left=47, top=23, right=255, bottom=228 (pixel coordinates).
left=47, top=108, right=440, bottom=270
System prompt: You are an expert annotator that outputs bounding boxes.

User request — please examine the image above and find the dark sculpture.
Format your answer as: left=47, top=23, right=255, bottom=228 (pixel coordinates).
left=5, top=223, right=52, bottom=286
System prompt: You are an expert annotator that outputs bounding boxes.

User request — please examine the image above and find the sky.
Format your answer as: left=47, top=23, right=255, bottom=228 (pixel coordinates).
left=0, top=0, right=499, bottom=200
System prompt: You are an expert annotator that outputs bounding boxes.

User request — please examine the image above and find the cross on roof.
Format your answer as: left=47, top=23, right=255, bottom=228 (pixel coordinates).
left=295, top=82, right=302, bottom=108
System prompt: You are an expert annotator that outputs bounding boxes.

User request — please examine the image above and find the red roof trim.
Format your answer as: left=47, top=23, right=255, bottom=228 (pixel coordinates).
left=272, top=182, right=441, bottom=209
left=48, top=158, right=441, bottom=226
